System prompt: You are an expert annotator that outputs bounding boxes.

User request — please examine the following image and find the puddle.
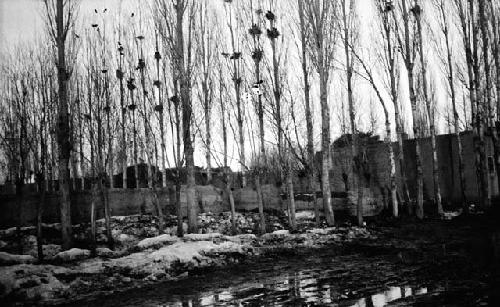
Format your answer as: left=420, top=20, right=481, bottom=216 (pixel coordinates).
left=81, top=258, right=435, bottom=307
left=69, top=236, right=497, bottom=307
left=345, top=286, right=427, bottom=307
left=168, top=277, right=430, bottom=307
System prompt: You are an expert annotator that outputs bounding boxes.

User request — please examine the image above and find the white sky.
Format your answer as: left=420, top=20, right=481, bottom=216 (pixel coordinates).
left=0, top=0, right=452, bottom=171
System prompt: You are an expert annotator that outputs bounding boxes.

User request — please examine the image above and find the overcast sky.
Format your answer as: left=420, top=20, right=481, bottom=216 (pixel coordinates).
left=0, top=0, right=452, bottom=171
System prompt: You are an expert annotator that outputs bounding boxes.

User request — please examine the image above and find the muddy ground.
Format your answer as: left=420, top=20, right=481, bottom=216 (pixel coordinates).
left=58, top=213, right=500, bottom=306
left=1, top=209, right=499, bottom=306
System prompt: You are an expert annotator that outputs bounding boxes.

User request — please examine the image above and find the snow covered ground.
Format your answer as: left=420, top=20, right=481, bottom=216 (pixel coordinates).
left=0, top=211, right=374, bottom=304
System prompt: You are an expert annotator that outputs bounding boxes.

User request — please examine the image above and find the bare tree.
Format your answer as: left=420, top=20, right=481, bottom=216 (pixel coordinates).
left=247, top=3, right=267, bottom=234
left=492, top=0, right=500, bottom=198
left=197, top=3, right=215, bottom=184
left=154, top=0, right=185, bottom=237
left=395, top=0, right=424, bottom=218
left=43, top=0, right=79, bottom=250
left=431, top=0, right=467, bottom=210
left=415, top=0, right=443, bottom=215
left=217, top=50, right=237, bottom=233
left=116, top=21, right=128, bottom=189
left=454, top=0, right=489, bottom=208
left=304, top=0, right=337, bottom=226
left=174, top=0, right=198, bottom=233
left=224, top=0, right=247, bottom=188
left=478, top=0, right=500, bottom=199
left=340, top=0, right=365, bottom=226
left=297, top=0, right=320, bottom=226
left=349, top=44, right=399, bottom=218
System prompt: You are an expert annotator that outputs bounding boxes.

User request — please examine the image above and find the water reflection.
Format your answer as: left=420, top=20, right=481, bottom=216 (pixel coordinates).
left=355, top=286, right=423, bottom=307
left=83, top=252, right=436, bottom=307
left=170, top=270, right=429, bottom=307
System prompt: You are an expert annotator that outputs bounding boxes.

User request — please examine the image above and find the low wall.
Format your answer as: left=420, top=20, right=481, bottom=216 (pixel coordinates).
left=0, top=185, right=226, bottom=227
left=233, top=186, right=383, bottom=216
left=0, top=184, right=383, bottom=228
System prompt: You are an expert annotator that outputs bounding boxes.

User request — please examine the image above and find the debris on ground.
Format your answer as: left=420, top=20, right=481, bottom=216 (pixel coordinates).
left=0, top=210, right=378, bottom=304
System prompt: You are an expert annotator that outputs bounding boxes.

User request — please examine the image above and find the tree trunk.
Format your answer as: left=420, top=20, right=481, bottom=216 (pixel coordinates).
left=226, top=172, right=236, bottom=234
left=344, top=27, right=363, bottom=226
left=161, top=121, right=167, bottom=188
left=37, top=116, right=47, bottom=261
left=106, top=95, right=114, bottom=190
left=99, top=175, right=114, bottom=249
left=479, top=0, right=500, bottom=199
left=133, top=110, right=139, bottom=189
left=469, top=0, right=490, bottom=208
left=227, top=7, right=246, bottom=187
left=205, top=101, right=212, bottom=183
left=220, top=68, right=235, bottom=233
left=174, top=94, right=184, bottom=237
left=430, top=128, right=443, bottom=214
left=442, top=3, right=467, bottom=209
left=36, top=176, right=45, bottom=261
left=386, top=120, right=398, bottom=217
left=256, top=176, right=266, bottom=234
left=298, top=0, right=319, bottom=226
left=56, top=0, right=72, bottom=250
left=107, top=138, right=114, bottom=189
left=270, top=23, right=282, bottom=161
left=71, top=151, right=78, bottom=192
left=402, top=0, right=424, bottom=219
left=493, top=12, right=500, bottom=202
left=152, top=187, right=165, bottom=233
left=174, top=0, right=197, bottom=233
left=16, top=180, right=24, bottom=255
left=139, top=59, right=153, bottom=190
left=184, top=108, right=197, bottom=234
left=287, top=167, right=296, bottom=231
left=319, top=68, right=334, bottom=226
left=253, top=21, right=267, bottom=236
left=416, top=3, right=442, bottom=215
left=119, top=62, right=127, bottom=189
left=175, top=178, right=183, bottom=237
left=90, top=177, right=97, bottom=255
left=88, top=77, right=96, bottom=254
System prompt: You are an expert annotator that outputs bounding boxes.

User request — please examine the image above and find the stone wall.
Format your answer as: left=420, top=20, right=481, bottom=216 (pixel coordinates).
left=0, top=186, right=227, bottom=227
left=330, top=132, right=497, bottom=205
left=2, top=132, right=487, bottom=228
left=0, top=183, right=383, bottom=227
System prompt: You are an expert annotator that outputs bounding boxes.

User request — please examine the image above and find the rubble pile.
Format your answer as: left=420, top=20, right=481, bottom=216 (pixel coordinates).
left=0, top=210, right=379, bottom=304
left=197, top=211, right=289, bottom=234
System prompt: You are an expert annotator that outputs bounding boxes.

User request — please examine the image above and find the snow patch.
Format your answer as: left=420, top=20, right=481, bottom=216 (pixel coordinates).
left=272, top=230, right=290, bottom=236
left=183, top=233, right=223, bottom=241
left=54, top=248, right=90, bottom=262
left=295, top=211, right=316, bottom=220
left=224, top=234, right=257, bottom=244
left=96, top=247, right=116, bottom=258
left=116, top=233, right=136, bottom=243
left=137, top=234, right=179, bottom=249
left=0, top=264, right=69, bottom=300
left=0, top=227, right=17, bottom=238
left=111, top=216, right=128, bottom=222
left=150, top=241, right=213, bottom=264
left=27, top=244, right=61, bottom=259
left=307, top=228, right=336, bottom=235
left=442, top=209, right=463, bottom=220
left=0, top=252, right=36, bottom=265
